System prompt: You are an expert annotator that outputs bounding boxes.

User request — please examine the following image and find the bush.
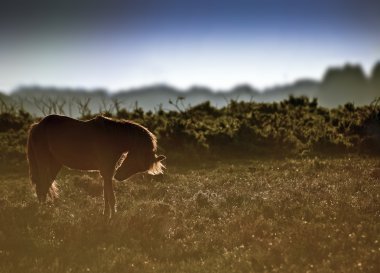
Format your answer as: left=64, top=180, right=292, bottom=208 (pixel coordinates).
left=1, top=96, right=379, bottom=169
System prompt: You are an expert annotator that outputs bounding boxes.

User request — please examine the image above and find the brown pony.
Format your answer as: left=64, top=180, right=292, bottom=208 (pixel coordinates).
left=27, top=114, right=165, bottom=217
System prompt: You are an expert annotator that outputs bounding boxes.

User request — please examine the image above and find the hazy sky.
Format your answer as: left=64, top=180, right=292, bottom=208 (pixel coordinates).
left=0, top=0, right=379, bottom=93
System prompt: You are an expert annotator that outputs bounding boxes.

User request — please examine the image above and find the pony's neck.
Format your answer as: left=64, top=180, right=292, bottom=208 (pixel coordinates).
left=115, top=122, right=143, bottom=154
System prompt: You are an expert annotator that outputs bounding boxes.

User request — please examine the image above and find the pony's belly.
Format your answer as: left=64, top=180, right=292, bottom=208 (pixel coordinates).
left=60, top=159, right=98, bottom=171
left=53, top=151, right=99, bottom=170
left=50, top=142, right=98, bottom=170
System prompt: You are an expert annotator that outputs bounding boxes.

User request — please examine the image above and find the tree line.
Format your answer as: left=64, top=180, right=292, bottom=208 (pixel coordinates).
left=0, top=96, right=379, bottom=170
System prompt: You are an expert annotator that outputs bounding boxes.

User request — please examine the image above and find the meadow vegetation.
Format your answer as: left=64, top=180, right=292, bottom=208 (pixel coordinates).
left=0, top=97, right=379, bottom=272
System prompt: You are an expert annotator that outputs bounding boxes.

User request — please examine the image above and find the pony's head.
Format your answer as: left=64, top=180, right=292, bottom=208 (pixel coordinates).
left=114, top=151, right=166, bottom=181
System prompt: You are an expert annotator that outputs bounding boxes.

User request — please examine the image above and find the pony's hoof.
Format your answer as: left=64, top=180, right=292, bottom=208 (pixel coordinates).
left=110, top=211, right=116, bottom=219
left=103, top=210, right=110, bottom=219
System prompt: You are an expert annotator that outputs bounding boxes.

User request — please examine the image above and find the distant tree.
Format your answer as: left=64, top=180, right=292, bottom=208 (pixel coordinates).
left=320, top=64, right=370, bottom=106
left=370, top=61, right=380, bottom=98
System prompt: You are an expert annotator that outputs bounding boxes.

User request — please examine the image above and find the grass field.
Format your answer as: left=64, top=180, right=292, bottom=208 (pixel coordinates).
left=0, top=156, right=380, bottom=273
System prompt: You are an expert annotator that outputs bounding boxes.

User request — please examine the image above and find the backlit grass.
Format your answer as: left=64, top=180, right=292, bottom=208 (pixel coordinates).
left=0, top=156, right=379, bottom=272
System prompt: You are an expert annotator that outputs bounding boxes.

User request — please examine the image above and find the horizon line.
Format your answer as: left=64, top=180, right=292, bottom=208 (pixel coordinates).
left=2, top=60, right=377, bottom=95
left=2, top=77, right=321, bottom=96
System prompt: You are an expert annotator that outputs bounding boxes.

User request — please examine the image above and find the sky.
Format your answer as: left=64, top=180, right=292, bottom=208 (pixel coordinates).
left=0, top=0, right=379, bottom=93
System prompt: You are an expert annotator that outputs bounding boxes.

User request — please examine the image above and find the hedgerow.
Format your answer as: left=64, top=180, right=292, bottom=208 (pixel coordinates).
left=0, top=97, right=379, bottom=167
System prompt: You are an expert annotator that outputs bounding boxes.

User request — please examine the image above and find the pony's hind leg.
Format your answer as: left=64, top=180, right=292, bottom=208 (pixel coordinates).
left=35, top=155, right=62, bottom=202
left=34, top=156, right=51, bottom=202
left=47, top=160, right=62, bottom=200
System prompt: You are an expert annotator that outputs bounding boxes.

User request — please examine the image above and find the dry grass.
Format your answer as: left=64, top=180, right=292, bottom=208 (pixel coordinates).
left=0, top=156, right=379, bottom=272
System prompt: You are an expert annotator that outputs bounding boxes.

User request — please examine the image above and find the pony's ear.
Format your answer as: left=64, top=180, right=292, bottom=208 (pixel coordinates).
left=155, top=155, right=166, bottom=162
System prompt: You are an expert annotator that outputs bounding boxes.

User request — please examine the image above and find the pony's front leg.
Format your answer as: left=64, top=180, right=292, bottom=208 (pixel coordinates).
left=103, top=181, right=110, bottom=218
left=104, top=177, right=116, bottom=218
left=108, top=178, right=117, bottom=217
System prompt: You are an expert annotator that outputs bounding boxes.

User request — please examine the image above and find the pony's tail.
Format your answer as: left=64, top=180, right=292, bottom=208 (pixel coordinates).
left=27, top=124, right=39, bottom=187
left=49, top=181, right=59, bottom=200
left=27, top=124, right=59, bottom=201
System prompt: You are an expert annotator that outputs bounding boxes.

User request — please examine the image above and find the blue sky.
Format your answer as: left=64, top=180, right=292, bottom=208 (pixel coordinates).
left=0, top=0, right=379, bottom=93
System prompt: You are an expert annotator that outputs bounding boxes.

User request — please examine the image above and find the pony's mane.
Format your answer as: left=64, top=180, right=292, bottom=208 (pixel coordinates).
left=95, top=115, right=158, bottom=151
